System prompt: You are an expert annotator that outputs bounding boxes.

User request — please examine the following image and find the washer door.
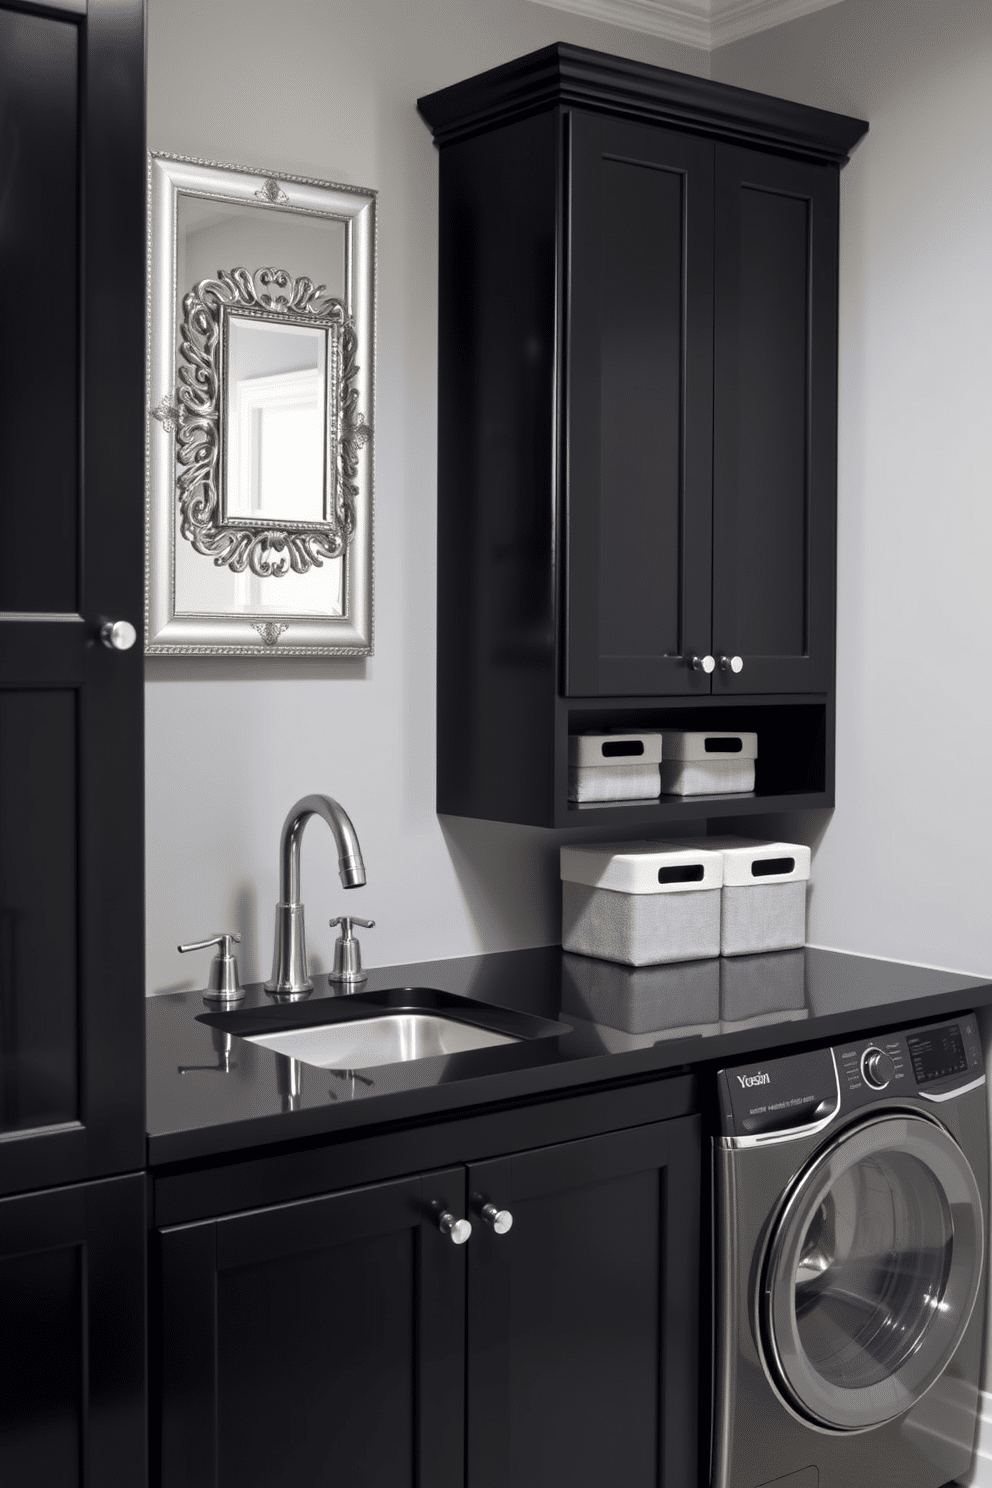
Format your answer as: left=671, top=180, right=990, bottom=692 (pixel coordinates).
left=761, top=1113, right=984, bottom=1431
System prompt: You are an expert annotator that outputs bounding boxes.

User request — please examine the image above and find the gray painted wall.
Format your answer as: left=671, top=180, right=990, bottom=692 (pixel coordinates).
left=146, top=0, right=992, bottom=993
left=145, top=0, right=706, bottom=993
left=712, top=0, right=992, bottom=978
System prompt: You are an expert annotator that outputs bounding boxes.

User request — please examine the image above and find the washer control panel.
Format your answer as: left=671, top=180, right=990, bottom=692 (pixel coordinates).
left=719, top=1013, right=985, bottom=1137
left=837, top=1013, right=983, bottom=1110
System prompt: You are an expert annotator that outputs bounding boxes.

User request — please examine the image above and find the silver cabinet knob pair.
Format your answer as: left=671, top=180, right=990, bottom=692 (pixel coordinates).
left=690, top=653, right=743, bottom=674
left=435, top=1198, right=514, bottom=1245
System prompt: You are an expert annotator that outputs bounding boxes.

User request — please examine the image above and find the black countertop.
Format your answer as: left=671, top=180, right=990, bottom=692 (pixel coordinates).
left=146, top=944, right=992, bottom=1166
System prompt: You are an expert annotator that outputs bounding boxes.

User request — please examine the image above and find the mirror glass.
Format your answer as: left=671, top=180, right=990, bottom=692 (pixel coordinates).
left=225, top=317, right=328, bottom=526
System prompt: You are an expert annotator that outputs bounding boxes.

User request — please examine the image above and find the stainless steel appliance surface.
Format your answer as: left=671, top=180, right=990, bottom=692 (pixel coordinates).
left=714, top=1014, right=989, bottom=1488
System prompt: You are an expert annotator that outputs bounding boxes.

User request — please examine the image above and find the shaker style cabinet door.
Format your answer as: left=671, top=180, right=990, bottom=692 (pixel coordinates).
left=565, top=113, right=715, bottom=698
left=157, top=1169, right=467, bottom=1488
left=0, top=1174, right=146, bottom=1488
left=466, top=1116, right=701, bottom=1488
left=712, top=146, right=839, bottom=694
left=0, top=0, right=145, bottom=1195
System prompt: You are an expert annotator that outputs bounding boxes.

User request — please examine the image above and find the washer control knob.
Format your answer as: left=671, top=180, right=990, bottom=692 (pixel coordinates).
left=861, top=1047, right=895, bottom=1089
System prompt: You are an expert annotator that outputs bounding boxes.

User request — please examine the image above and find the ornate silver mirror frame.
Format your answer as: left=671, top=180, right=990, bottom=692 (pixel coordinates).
left=147, top=154, right=375, bottom=655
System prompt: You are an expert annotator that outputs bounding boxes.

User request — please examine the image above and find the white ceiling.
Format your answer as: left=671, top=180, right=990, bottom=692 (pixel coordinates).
left=528, top=0, right=846, bottom=50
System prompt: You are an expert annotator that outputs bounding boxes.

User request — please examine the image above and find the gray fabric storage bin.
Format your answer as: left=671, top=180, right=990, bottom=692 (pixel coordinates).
left=567, top=732, right=662, bottom=803
left=707, top=837, right=810, bottom=956
left=560, top=840, right=723, bottom=967
left=658, top=731, right=757, bottom=796
left=568, top=762, right=660, bottom=803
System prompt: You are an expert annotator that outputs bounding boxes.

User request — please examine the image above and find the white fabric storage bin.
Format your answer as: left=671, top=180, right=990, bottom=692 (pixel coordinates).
left=658, top=731, right=757, bottom=796
left=567, top=733, right=663, bottom=803
left=568, top=763, right=660, bottom=803
left=560, top=840, right=723, bottom=967
left=707, top=836, right=810, bottom=956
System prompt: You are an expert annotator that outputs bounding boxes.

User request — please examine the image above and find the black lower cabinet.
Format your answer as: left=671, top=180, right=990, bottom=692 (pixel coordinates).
left=158, top=1167, right=467, bottom=1488
left=0, top=1172, right=146, bottom=1487
left=467, top=1118, right=699, bottom=1488
left=156, top=1115, right=700, bottom=1487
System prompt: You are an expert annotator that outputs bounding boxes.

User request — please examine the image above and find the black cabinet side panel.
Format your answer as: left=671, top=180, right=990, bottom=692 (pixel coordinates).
left=0, top=8, right=78, bottom=614
left=566, top=113, right=714, bottom=698
left=436, top=110, right=559, bottom=825
left=0, top=690, right=78, bottom=1134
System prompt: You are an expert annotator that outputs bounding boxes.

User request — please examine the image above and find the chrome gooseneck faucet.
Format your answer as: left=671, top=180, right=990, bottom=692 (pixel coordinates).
left=265, top=794, right=367, bottom=997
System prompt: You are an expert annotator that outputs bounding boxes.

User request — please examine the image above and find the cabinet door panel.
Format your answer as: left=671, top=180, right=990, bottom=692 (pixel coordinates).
left=566, top=113, right=714, bottom=697
left=159, top=1168, right=466, bottom=1488
left=467, top=1116, right=700, bottom=1488
left=713, top=146, right=838, bottom=693
left=0, top=1175, right=146, bottom=1488
left=0, top=0, right=145, bottom=1195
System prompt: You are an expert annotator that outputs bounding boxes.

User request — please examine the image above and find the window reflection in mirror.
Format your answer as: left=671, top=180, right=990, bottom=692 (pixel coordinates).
left=225, top=318, right=329, bottom=527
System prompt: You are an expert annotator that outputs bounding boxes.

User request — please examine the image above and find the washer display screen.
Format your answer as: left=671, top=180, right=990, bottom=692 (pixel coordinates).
left=906, top=1026, right=967, bottom=1085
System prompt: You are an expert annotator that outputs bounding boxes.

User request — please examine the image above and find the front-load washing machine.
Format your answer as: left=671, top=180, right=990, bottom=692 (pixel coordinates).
left=714, top=1013, right=989, bottom=1488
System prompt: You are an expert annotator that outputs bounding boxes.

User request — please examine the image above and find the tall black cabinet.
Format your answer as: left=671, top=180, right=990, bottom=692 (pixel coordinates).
left=0, top=0, right=147, bottom=1481
left=419, top=45, right=867, bottom=828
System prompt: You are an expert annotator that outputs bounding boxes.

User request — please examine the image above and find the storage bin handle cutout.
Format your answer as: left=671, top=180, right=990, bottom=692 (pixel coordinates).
left=704, top=736, right=743, bottom=753
left=601, top=740, right=644, bottom=758
left=751, top=857, right=795, bottom=877
left=658, top=864, right=705, bottom=885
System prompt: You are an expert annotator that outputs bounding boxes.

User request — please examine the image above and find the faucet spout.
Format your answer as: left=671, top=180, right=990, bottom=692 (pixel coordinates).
left=266, top=793, right=366, bottom=996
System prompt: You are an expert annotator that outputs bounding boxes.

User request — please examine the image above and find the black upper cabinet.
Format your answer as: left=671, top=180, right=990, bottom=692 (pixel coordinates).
left=712, top=147, right=839, bottom=695
left=420, top=44, right=866, bottom=827
left=566, top=114, right=714, bottom=698
left=0, top=0, right=146, bottom=1192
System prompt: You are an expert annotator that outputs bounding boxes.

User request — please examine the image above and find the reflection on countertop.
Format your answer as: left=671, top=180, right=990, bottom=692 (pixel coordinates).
left=146, top=944, right=992, bottom=1167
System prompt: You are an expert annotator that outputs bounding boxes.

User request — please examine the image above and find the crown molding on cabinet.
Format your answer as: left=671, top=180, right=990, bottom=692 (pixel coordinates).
left=417, top=42, right=868, bottom=164
left=527, top=0, right=844, bottom=50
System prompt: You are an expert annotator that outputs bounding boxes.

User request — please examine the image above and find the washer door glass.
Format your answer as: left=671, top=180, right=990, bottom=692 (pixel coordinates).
left=761, top=1114, right=984, bottom=1431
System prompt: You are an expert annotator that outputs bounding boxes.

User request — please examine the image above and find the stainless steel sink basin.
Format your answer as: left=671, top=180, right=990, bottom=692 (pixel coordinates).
left=244, top=1012, right=518, bottom=1071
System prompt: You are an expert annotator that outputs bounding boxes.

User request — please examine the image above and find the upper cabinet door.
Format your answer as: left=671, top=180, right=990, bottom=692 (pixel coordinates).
left=712, top=146, right=839, bottom=695
left=565, top=113, right=714, bottom=698
left=0, top=0, right=145, bottom=1195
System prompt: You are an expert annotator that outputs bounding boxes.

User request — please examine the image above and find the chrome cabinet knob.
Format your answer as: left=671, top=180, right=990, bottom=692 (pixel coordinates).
left=100, top=619, right=137, bottom=651
left=718, top=654, right=744, bottom=674
left=689, top=654, right=716, bottom=674
left=480, top=1202, right=513, bottom=1235
left=436, top=1211, right=472, bottom=1245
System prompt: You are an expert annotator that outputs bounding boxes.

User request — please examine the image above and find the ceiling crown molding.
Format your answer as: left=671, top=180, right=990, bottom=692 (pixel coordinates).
left=527, top=0, right=845, bottom=50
